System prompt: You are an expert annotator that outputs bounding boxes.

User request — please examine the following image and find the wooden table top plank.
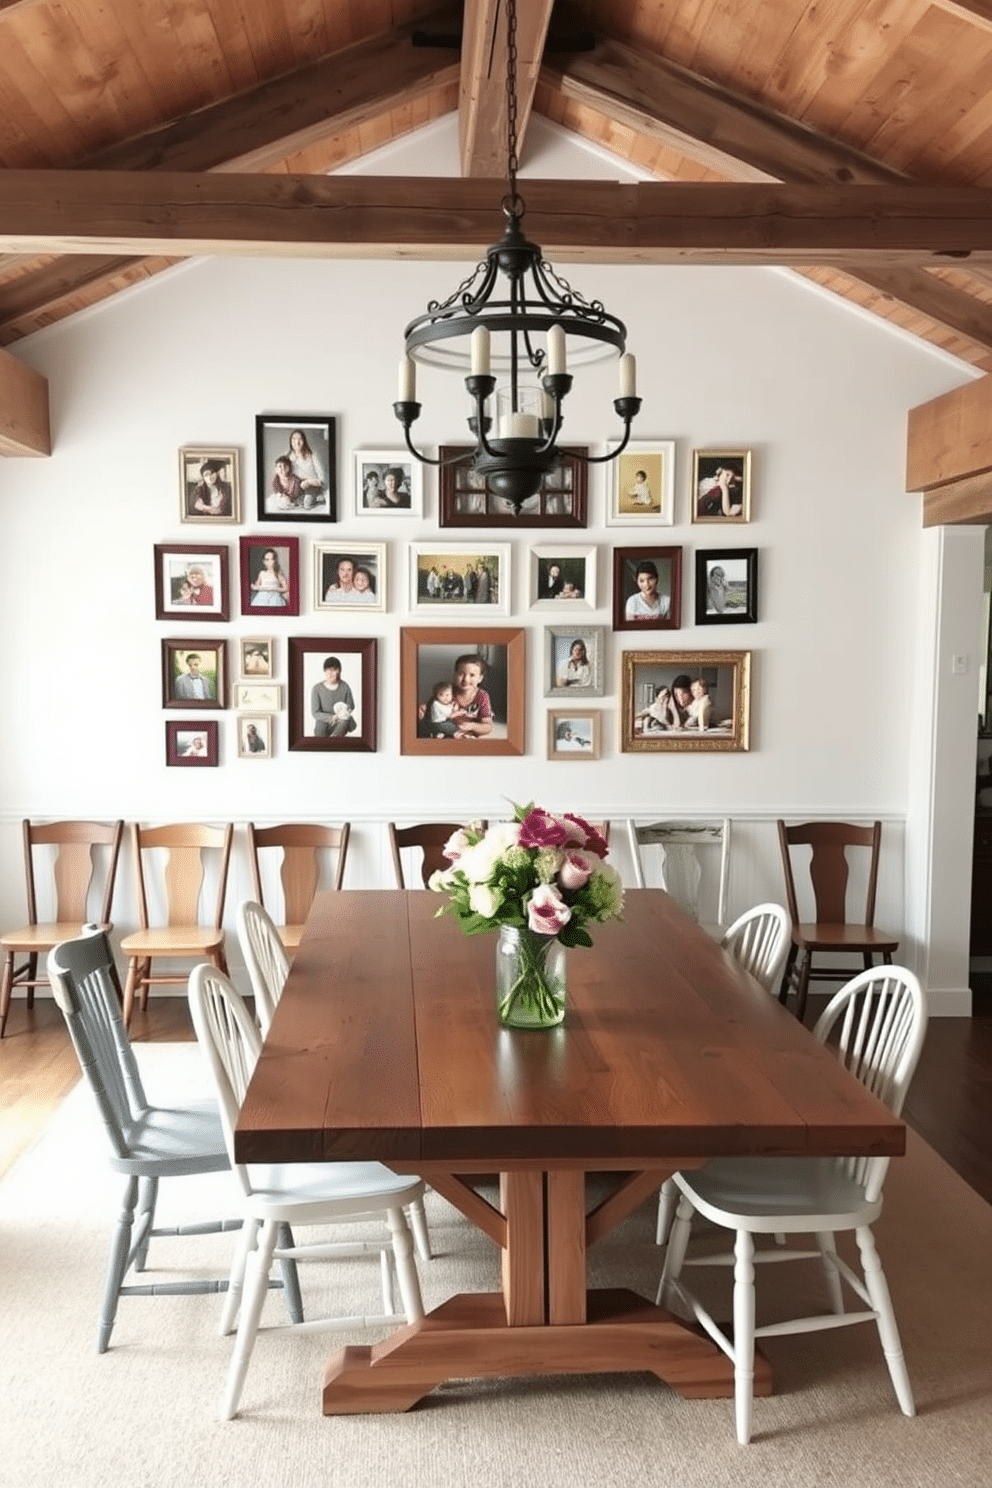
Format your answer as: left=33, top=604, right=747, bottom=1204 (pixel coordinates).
left=235, top=889, right=904, bottom=1166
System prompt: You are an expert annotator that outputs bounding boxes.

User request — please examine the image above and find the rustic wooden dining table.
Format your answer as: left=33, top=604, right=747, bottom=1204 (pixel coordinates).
left=234, top=888, right=905, bottom=1415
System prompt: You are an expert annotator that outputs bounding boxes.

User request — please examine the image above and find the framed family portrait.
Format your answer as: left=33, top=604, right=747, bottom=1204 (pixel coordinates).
left=612, top=545, right=682, bottom=631
left=154, top=543, right=230, bottom=622
left=544, top=624, right=606, bottom=698
left=695, top=548, right=759, bottom=625
left=621, top=649, right=751, bottom=752
left=165, top=720, right=218, bottom=767
left=162, top=640, right=227, bottom=710
left=178, top=447, right=240, bottom=524
left=314, top=541, right=387, bottom=613
left=236, top=715, right=273, bottom=760
left=606, top=440, right=676, bottom=526
left=255, top=414, right=336, bottom=522
left=239, top=637, right=273, bottom=679
left=352, top=450, right=422, bottom=517
left=233, top=682, right=280, bottom=711
left=529, top=545, right=597, bottom=611
left=547, top=709, right=601, bottom=761
left=692, top=449, right=752, bottom=524
left=409, top=543, right=510, bottom=616
left=438, top=445, right=588, bottom=527
left=287, top=637, right=377, bottom=753
left=239, top=536, right=300, bottom=617
left=400, top=626, right=525, bottom=756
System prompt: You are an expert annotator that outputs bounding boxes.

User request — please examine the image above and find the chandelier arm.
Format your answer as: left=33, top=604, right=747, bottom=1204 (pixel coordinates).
left=566, top=398, right=643, bottom=464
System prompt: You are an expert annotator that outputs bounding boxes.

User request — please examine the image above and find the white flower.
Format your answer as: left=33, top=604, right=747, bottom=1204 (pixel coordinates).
left=443, top=828, right=471, bottom=862
left=469, top=883, right=502, bottom=918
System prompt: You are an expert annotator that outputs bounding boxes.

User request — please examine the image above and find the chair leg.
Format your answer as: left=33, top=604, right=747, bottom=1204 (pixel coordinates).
left=122, top=959, right=143, bottom=1028
left=386, top=1206, right=424, bottom=1323
left=778, top=944, right=798, bottom=1006
left=856, top=1224, right=916, bottom=1417
left=24, top=954, right=38, bottom=1009
left=816, top=1229, right=844, bottom=1314
left=133, top=1176, right=159, bottom=1272
left=98, top=1176, right=140, bottom=1353
left=221, top=1217, right=280, bottom=1420
left=794, top=950, right=813, bottom=1024
left=276, top=1222, right=304, bottom=1324
left=656, top=1177, right=678, bottom=1246
left=0, top=951, right=15, bottom=1037
left=656, top=1192, right=694, bottom=1308
left=220, top=1215, right=258, bottom=1337
left=408, top=1197, right=432, bottom=1261
left=733, top=1229, right=756, bottom=1446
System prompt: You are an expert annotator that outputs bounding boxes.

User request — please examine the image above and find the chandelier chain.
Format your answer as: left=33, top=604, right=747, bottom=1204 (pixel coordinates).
left=505, top=0, right=522, bottom=217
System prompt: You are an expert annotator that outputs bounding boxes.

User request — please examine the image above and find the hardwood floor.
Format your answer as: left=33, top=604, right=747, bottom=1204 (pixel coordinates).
left=1, top=997, right=991, bottom=1205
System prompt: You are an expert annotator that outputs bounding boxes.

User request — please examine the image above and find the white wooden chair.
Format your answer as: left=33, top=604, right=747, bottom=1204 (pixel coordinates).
left=656, top=964, right=927, bottom=1445
left=627, top=817, right=730, bottom=934
left=188, top=963, right=426, bottom=1419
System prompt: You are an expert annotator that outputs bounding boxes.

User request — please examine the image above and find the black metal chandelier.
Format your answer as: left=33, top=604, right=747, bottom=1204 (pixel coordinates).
left=393, top=0, right=641, bottom=514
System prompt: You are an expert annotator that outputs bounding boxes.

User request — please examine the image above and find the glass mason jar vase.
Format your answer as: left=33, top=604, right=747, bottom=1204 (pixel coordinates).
left=495, top=925, right=566, bottom=1029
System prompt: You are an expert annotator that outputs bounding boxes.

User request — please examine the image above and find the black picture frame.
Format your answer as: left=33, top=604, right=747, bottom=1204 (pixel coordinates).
left=695, top=548, right=759, bottom=625
left=255, top=414, right=337, bottom=522
left=438, top=445, right=588, bottom=527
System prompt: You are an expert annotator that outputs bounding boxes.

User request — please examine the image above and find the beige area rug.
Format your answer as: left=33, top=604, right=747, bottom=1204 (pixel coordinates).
left=1, top=1044, right=990, bottom=1488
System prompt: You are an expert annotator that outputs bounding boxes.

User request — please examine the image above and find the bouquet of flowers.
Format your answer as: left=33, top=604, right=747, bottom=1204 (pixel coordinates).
left=430, top=803, right=624, bottom=1026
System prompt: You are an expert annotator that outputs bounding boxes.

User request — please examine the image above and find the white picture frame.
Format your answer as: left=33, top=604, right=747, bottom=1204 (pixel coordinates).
left=313, top=540, right=387, bottom=613
left=408, top=543, right=511, bottom=617
left=238, top=636, right=273, bottom=679
left=529, top=544, right=597, bottom=611
left=352, top=449, right=423, bottom=517
left=237, top=715, right=273, bottom=759
left=606, top=439, right=676, bottom=526
left=233, top=682, right=281, bottom=712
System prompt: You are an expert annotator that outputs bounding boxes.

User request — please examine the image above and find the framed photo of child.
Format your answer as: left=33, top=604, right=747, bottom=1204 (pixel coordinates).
left=287, top=637, right=377, bottom=753
left=255, top=414, right=337, bottom=523
left=178, top=447, right=240, bottom=524
left=694, top=548, right=759, bottom=625
left=692, top=449, right=751, bottom=524
left=547, top=710, right=601, bottom=761
left=400, top=626, right=525, bottom=757
left=612, top=546, right=682, bottom=632
left=621, top=650, right=751, bottom=752
left=606, top=440, right=675, bottom=526
left=162, top=640, right=227, bottom=710
left=239, top=536, right=300, bottom=617
left=166, top=721, right=218, bottom=766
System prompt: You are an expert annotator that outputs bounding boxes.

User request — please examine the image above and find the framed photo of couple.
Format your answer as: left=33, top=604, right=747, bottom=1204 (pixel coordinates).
left=352, top=450, right=422, bottom=517
left=621, top=649, right=751, bottom=752
left=400, top=626, right=525, bottom=756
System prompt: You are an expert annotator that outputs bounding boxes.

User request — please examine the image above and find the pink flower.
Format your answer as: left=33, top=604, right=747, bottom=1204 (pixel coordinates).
left=558, top=850, right=594, bottom=891
left=527, top=882, right=573, bottom=936
left=519, top=808, right=569, bottom=850
left=562, top=813, right=608, bottom=859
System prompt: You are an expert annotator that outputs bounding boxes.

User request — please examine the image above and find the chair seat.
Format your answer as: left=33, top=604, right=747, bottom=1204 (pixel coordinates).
left=1, top=920, right=110, bottom=952
left=111, top=1098, right=232, bottom=1177
left=792, top=923, right=899, bottom=953
left=678, top=1156, right=881, bottom=1233
left=244, top=1161, right=424, bottom=1222
left=121, top=927, right=225, bottom=956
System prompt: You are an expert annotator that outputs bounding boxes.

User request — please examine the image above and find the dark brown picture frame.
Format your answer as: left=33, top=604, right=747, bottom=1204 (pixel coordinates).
left=166, top=720, right=219, bottom=766
left=162, top=639, right=227, bottom=710
left=400, top=626, right=526, bottom=756
left=287, top=636, right=377, bottom=753
left=154, top=543, right=230, bottom=621
left=438, top=446, right=588, bottom=528
left=239, top=535, right=300, bottom=617
left=612, top=545, right=683, bottom=631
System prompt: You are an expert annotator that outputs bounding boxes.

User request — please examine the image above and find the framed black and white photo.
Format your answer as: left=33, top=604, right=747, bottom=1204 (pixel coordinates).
left=288, top=636, right=377, bottom=753
left=529, top=544, right=597, bottom=611
left=544, top=624, right=606, bottom=698
left=154, top=543, right=229, bottom=621
left=409, top=543, right=510, bottom=616
left=314, top=541, right=387, bottom=613
left=695, top=548, right=759, bottom=625
left=692, top=449, right=752, bottom=524
left=178, top=447, right=240, bottom=524
left=547, top=709, right=601, bottom=761
left=239, top=536, right=300, bottom=616
left=400, top=626, right=525, bottom=757
left=438, top=445, right=588, bottom=527
left=352, top=450, right=422, bottom=517
left=606, top=440, right=676, bottom=526
left=612, top=545, right=682, bottom=631
left=622, top=649, right=751, bottom=752
left=255, top=415, right=336, bottom=522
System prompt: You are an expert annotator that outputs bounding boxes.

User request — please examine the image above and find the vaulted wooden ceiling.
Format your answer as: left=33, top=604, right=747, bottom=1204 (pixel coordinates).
left=6, top=0, right=992, bottom=460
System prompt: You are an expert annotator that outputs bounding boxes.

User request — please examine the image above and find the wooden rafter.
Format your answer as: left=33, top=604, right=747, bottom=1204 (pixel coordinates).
left=0, top=346, right=50, bottom=456
left=459, top=0, right=554, bottom=177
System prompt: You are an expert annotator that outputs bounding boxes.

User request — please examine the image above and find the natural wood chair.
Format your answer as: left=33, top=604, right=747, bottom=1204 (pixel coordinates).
left=0, top=818, right=124, bottom=1038
left=120, top=822, right=233, bottom=1027
left=247, top=822, right=350, bottom=952
left=777, top=819, right=899, bottom=1023
left=388, top=822, right=482, bottom=888
left=626, top=818, right=730, bottom=935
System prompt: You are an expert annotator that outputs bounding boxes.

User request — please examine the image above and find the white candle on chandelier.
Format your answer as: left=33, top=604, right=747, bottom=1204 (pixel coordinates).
left=618, top=353, right=637, bottom=399
left=398, top=356, right=416, bottom=403
left=499, top=412, right=541, bottom=439
left=470, top=325, right=491, bottom=377
left=547, top=324, right=567, bottom=377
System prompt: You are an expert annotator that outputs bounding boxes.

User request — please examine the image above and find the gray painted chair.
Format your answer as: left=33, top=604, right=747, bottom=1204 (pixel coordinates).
left=46, top=926, right=302, bottom=1351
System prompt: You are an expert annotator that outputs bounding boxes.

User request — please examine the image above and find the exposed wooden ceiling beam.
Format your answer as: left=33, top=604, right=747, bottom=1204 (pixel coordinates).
left=5, top=173, right=992, bottom=265
left=930, top=0, right=992, bottom=36
left=543, top=33, right=992, bottom=352
left=0, top=346, right=50, bottom=456
left=459, top=0, right=554, bottom=177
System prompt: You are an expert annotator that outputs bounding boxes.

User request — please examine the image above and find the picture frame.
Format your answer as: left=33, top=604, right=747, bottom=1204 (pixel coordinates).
left=154, top=543, right=230, bottom=622
left=255, top=414, right=337, bottom=522
left=162, top=639, right=227, bottom=710
left=239, top=535, right=300, bottom=617
left=288, top=637, right=377, bottom=753
left=529, top=544, right=597, bottom=611
left=544, top=624, right=606, bottom=698
left=691, top=449, right=752, bottom=524
left=400, top=626, right=525, bottom=757
left=547, top=709, right=601, bottom=761
left=612, top=545, right=683, bottom=631
left=239, top=636, right=273, bottom=679
left=352, top=450, right=423, bottom=517
left=233, top=682, right=281, bottom=712
left=178, top=447, right=241, bottom=524
left=695, top=548, right=759, bottom=625
left=606, top=439, right=676, bottom=526
left=409, top=543, right=511, bottom=617
left=314, top=541, right=387, bottom=613
left=438, top=445, right=588, bottom=527
left=621, top=650, right=751, bottom=752
left=236, top=715, right=273, bottom=760
left=165, top=720, right=218, bottom=767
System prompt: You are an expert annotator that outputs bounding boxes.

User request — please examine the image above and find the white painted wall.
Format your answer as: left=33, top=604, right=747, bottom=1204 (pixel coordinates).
left=0, top=120, right=978, bottom=1008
